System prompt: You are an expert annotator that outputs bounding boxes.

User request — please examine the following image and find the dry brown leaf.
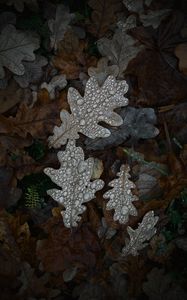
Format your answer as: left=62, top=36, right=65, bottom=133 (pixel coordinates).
left=0, top=97, right=65, bottom=139
left=53, top=32, right=86, bottom=79
left=127, top=50, right=187, bottom=106
left=37, top=219, right=100, bottom=273
left=175, top=43, right=187, bottom=75
left=0, top=210, right=36, bottom=264
left=53, top=31, right=97, bottom=79
left=87, top=0, right=123, bottom=38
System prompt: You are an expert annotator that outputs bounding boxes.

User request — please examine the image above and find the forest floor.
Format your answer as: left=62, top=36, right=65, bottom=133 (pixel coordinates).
left=0, top=0, right=187, bottom=299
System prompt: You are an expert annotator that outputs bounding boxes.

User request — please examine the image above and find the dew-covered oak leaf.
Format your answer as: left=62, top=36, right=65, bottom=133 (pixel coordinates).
left=0, top=25, right=40, bottom=79
left=48, top=76, right=128, bottom=148
left=122, top=211, right=159, bottom=256
left=103, top=164, right=138, bottom=224
left=44, top=140, right=104, bottom=228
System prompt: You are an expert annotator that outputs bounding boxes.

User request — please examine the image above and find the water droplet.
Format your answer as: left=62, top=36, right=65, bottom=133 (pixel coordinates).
left=77, top=99, right=84, bottom=105
left=83, top=192, right=90, bottom=200
left=80, top=119, right=85, bottom=126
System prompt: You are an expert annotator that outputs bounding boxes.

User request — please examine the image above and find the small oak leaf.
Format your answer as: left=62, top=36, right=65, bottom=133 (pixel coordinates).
left=103, top=164, right=138, bottom=224
left=122, top=211, right=159, bottom=256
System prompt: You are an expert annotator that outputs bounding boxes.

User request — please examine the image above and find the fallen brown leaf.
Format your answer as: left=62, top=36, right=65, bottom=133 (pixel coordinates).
left=87, top=0, right=122, bottom=38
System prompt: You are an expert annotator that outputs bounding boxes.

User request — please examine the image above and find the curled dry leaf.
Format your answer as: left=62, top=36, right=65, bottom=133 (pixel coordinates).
left=0, top=25, right=40, bottom=79
left=48, top=76, right=128, bottom=148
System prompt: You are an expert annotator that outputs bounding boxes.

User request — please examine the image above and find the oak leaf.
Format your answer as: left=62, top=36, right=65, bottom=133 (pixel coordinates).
left=97, top=17, right=144, bottom=77
left=49, top=76, right=128, bottom=148
left=0, top=98, right=64, bottom=139
left=44, top=140, right=104, bottom=228
left=0, top=25, right=40, bottom=78
left=48, top=4, right=74, bottom=50
left=103, top=164, right=138, bottom=224
left=87, top=0, right=122, bottom=38
left=122, top=211, right=159, bottom=256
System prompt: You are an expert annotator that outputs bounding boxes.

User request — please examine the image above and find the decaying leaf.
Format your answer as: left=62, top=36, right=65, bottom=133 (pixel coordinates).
left=48, top=76, right=128, bottom=148
left=97, top=17, right=144, bottom=77
left=87, top=0, right=122, bottom=38
left=0, top=25, right=40, bottom=78
left=48, top=4, right=74, bottom=50
left=85, top=107, right=159, bottom=150
left=88, top=58, right=119, bottom=85
left=40, top=74, right=67, bottom=99
left=128, top=11, right=187, bottom=106
left=44, top=140, right=104, bottom=228
left=140, top=9, right=171, bottom=29
left=52, top=31, right=87, bottom=80
left=103, top=164, right=138, bottom=224
left=14, top=55, right=48, bottom=88
left=122, top=211, right=159, bottom=256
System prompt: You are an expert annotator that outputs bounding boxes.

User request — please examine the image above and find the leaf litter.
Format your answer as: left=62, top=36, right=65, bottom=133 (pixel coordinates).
left=0, top=0, right=187, bottom=299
